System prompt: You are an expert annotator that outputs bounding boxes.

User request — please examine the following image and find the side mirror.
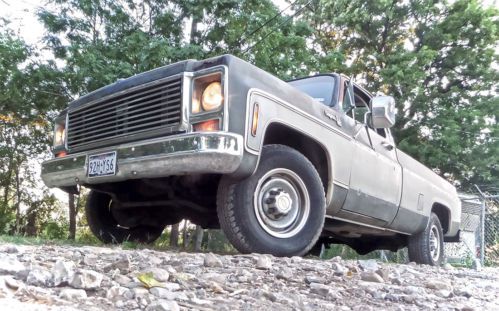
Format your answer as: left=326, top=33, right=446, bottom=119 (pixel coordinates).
left=371, top=96, right=396, bottom=128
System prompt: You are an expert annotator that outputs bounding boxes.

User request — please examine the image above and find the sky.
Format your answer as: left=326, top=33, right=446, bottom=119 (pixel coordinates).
left=0, top=0, right=291, bottom=47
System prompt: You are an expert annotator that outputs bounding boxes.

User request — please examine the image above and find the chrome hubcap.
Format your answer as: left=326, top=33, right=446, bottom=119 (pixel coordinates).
left=254, top=168, right=310, bottom=238
left=429, top=225, right=440, bottom=261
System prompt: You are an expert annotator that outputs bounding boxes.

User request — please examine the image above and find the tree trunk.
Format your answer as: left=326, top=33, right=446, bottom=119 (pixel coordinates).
left=194, top=225, right=204, bottom=252
left=169, top=223, right=179, bottom=247
left=25, top=206, right=37, bottom=236
left=68, top=193, right=76, bottom=240
left=14, top=166, right=21, bottom=235
left=182, top=219, right=189, bottom=248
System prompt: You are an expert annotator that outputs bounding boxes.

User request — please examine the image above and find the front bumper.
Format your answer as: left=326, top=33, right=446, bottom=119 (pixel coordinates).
left=41, top=132, right=243, bottom=187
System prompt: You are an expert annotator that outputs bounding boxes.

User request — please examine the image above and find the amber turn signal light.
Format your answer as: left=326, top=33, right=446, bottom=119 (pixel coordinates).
left=56, top=151, right=67, bottom=158
left=193, top=119, right=220, bottom=132
left=251, top=103, right=259, bottom=136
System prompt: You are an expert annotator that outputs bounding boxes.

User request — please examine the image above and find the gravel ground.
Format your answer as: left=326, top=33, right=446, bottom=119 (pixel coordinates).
left=0, top=243, right=497, bottom=311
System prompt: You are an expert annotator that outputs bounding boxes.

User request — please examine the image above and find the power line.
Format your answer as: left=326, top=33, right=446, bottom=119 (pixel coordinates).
left=238, top=0, right=300, bottom=46
left=242, top=0, right=312, bottom=55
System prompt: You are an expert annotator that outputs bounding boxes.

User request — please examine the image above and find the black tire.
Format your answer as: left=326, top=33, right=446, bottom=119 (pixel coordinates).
left=408, top=212, right=445, bottom=266
left=85, top=190, right=165, bottom=244
left=217, top=144, right=326, bottom=257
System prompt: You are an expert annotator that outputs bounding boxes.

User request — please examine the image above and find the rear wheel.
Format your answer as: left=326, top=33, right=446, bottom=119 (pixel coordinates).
left=217, top=144, right=326, bottom=257
left=408, top=212, right=444, bottom=266
left=85, top=190, right=165, bottom=244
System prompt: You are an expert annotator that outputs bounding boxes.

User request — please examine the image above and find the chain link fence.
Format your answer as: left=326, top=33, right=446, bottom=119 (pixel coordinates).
left=445, top=187, right=499, bottom=267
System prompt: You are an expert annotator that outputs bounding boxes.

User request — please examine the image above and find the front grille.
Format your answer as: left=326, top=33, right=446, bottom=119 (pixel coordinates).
left=67, top=77, right=182, bottom=151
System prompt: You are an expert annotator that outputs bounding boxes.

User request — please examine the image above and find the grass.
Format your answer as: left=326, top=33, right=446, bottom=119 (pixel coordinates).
left=0, top=234, right=98, bottom=246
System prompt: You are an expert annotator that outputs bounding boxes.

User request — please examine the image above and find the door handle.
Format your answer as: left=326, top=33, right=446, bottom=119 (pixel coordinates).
left=381, top=141, right=394, bottom=151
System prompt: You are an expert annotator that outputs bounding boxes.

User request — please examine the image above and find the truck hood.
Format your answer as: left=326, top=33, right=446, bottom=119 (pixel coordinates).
left=67, top=55, right=234, bottom=111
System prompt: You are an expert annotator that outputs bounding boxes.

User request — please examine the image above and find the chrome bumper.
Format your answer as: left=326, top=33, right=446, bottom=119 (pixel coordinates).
left=41, top=132, right=243, bottom=187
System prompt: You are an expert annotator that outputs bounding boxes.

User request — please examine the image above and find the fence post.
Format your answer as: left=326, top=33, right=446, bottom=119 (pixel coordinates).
left=480, top=198, right=486, bottom=265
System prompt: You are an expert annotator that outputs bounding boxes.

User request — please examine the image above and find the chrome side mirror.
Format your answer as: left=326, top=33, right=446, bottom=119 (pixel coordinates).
left=371, top=96, right=396, bottom=128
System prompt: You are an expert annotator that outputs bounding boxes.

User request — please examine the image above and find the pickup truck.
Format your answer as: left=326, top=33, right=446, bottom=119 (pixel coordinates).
left=41, top=54, right=461, bottom=266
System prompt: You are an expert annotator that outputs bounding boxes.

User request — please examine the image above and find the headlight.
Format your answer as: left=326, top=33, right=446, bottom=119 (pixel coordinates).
left=201, top=82, right=223, bottom=111
left=192, top=72, right=223, bottom=114
left=53, top=121, right=66, bottom=147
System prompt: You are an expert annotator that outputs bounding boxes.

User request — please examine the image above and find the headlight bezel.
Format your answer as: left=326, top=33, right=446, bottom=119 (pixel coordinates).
left=191, top=72, right=224, bottom=115
left=52, top=114, right=67, bottom=152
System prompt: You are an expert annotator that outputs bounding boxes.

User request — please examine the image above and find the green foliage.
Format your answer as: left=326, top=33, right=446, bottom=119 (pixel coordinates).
left=298, top=0, right=498, bottom=190
left=40, top=220, right=68, bottom=240
left=204, top=230, right=236, bottom=254
left=75, top=226, right=102, bottom=245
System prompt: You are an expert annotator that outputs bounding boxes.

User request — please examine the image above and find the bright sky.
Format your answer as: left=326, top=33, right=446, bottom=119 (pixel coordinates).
left=0, top=0, right=291, bottom=46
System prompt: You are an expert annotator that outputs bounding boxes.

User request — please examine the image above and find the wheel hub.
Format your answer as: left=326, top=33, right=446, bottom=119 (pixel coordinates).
left=263, top=188, right=293, bottom=219
left=254, top=168, right=310, bottom=239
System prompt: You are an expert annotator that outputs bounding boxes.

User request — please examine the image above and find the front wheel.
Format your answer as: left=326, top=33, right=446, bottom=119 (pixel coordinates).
left=408, top=212, right=445, bottom=266
left=85, top=191, right=165, bottom=244
left=217, top=144, right=326, bottom=257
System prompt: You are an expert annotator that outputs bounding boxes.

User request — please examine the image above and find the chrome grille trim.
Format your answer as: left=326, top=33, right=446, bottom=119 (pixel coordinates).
left=67, top=76, right=183, bottom=151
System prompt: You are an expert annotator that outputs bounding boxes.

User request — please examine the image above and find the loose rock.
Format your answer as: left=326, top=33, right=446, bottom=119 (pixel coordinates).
left=59, top=288, right=87, bottom=300
left=0, top=242, right=497, bottom=311
left=255, top=255, right=272, bottom=270
left=26, top=268, right=53, bottom=287
left=360, top=271, right=384, bottom=283
left=69, top=269, right=103, bottom=289
left=203, top=253, right=223, bottom=268
left=52, top=260, right=75, bottom=286
left=145, top=300, right=180, bottom=311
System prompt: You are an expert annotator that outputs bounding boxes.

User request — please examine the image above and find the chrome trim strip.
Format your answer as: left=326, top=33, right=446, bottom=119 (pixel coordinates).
left=333, top=181, right=349, bottom=189
left=326, top=215, right=410, bottom=235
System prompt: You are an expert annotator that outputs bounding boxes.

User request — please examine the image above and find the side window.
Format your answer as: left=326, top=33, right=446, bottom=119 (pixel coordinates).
left=376, top=128, right=387, bottom=138
left=342, top=82, right=370, bottom=124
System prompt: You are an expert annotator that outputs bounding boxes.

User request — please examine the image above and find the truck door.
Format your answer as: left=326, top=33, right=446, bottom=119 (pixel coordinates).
left=340, top=82, right=401, bottom=226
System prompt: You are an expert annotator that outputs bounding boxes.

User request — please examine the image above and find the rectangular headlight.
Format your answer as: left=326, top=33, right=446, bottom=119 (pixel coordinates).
left=192, top=72, right=223, bottom=114
left=53, top=118, right=66, bottom=147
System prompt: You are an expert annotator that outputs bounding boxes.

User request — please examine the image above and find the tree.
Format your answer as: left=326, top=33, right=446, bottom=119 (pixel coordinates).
left=298, top=0, right=498, bottom=190
left=0, top=22, right=68, bottom=235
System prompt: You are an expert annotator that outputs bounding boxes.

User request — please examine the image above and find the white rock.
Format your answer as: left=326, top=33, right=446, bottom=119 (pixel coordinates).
left=145, top=267, right=170, bottom=282
left=83, top=254, right=98, bottom=266
left=59, top=288, right=87, bottom=300
left=0, top=256, right=26, bottom=275
left=255, top=255, right=272, bottom=270
left=435, top=289, right=452, bottom=298
left=103, top=255, right=131, bottom=273
left=69, top=269, right=103, bottom=289
left=52, top=260, right=75, bottom=286
left=332, top=262, right=348, bottom=276
left=146, top=300, right=180, bottom=311
left=358, top=259, right=379, bottom=272
left=360, top=271, right=385, bottom=283
left=133, top=287, right=150, bottom=299
left=26, top=268, right=53, bottom=287
left=309, top=283, right=331, bottom=297
left=203, top=253, right=223, bottom=268
left=425, top=280, right=453, bottom=291
left=0, top=245, right=19, bottom=254
left=106, top=285, right=128, bottom=301
left=150, top=287, right=177, bottom=299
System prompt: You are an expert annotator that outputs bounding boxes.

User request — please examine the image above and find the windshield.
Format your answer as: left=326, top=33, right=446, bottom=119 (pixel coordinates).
left=288, top=75, right=335, bottom=106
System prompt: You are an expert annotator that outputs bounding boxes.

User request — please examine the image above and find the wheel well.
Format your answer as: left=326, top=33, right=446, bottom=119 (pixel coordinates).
left=432, top=203, right=450, bottom=233
left=263, top=122, right=330, bottom=196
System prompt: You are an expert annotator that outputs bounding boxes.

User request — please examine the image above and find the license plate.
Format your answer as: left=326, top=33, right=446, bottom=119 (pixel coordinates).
left=87, top=152, right=117, bottom=177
